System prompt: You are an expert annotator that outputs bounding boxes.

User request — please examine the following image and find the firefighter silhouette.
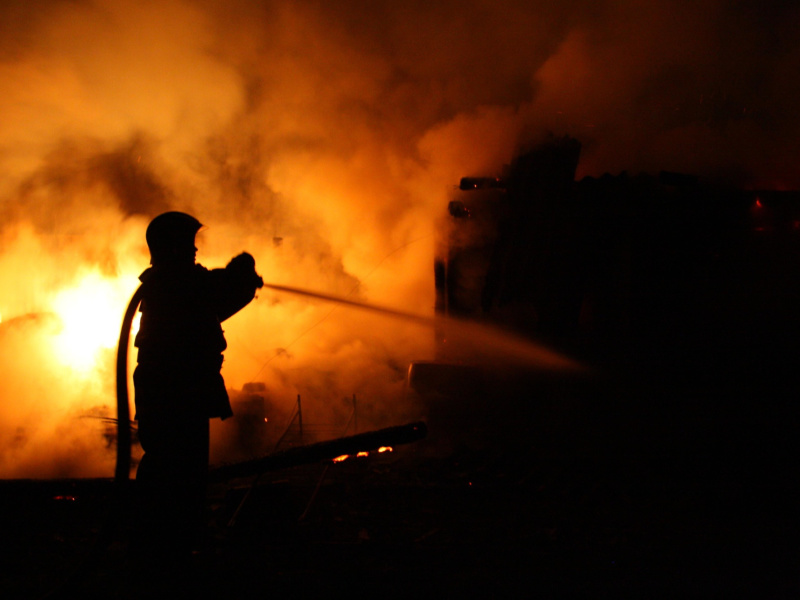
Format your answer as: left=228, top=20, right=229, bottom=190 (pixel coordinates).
left=133, top=211, right=263, bottom=564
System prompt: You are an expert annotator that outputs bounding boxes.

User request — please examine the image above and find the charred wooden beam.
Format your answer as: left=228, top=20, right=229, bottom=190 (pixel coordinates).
left=208, top=421, right=427, bottom=482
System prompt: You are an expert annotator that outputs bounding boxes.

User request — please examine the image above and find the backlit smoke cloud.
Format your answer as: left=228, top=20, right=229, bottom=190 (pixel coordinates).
left=0, top=0, right=797, bottom=477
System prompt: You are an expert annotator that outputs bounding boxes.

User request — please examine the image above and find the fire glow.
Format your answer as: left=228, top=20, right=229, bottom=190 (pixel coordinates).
left=51, top=271, right=138, bottom=373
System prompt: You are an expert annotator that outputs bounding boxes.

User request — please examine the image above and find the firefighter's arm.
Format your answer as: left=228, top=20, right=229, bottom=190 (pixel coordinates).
left=213, top=253, right=264, bottom=321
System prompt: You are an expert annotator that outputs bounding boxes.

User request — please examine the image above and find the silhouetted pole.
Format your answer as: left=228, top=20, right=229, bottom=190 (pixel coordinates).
left=297, top=394, right=303, bottom=440
left=353, top=394, right=358, bottom=433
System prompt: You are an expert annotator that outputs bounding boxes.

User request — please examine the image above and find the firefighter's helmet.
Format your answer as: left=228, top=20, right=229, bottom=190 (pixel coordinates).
left=145, top=211, right=202, bottom=262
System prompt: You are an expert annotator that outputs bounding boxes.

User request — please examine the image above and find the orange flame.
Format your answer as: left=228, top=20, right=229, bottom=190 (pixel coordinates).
left=50, top=270, right=139, bottom=373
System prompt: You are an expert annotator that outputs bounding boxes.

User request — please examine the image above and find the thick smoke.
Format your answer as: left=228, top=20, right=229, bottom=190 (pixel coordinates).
left=0, top=0, right=797, bottom=476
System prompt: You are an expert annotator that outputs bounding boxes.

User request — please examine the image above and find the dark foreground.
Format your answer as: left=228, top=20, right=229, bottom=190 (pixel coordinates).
left=3, top=369, right=800, bottom=600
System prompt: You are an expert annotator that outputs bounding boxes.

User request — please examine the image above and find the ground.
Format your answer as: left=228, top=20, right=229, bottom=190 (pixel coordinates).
left=3, top=376, right=800, bottom=600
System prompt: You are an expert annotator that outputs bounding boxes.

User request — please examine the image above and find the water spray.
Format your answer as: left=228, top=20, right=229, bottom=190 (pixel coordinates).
left=260, top=282, right=435, bottom=326
left=258, top=281, right=585, bottom=372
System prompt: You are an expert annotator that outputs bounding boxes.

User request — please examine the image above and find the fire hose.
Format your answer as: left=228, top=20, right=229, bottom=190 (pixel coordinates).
left=114, top=284, right=143, bottom=483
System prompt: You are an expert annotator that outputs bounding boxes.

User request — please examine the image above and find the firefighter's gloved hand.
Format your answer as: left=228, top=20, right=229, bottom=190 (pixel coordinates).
left=227, top=252, right=264, bottom=289
left=229, top=252, right=255, bottom=270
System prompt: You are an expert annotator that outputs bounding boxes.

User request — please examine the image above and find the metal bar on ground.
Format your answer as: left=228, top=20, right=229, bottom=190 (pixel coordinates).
left=209, top=421, right=427, bottom=482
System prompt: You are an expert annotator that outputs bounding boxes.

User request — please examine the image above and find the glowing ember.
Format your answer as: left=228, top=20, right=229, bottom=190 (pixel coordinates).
left=330, top=446, right=395, bottom=464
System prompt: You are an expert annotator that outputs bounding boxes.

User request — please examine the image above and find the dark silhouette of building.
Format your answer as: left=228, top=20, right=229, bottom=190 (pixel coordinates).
left=436, top=135, right=800, bottom=369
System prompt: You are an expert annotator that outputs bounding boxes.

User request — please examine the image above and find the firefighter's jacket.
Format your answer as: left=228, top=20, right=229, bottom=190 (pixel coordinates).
left=134, top=256, right=260, bottom=422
